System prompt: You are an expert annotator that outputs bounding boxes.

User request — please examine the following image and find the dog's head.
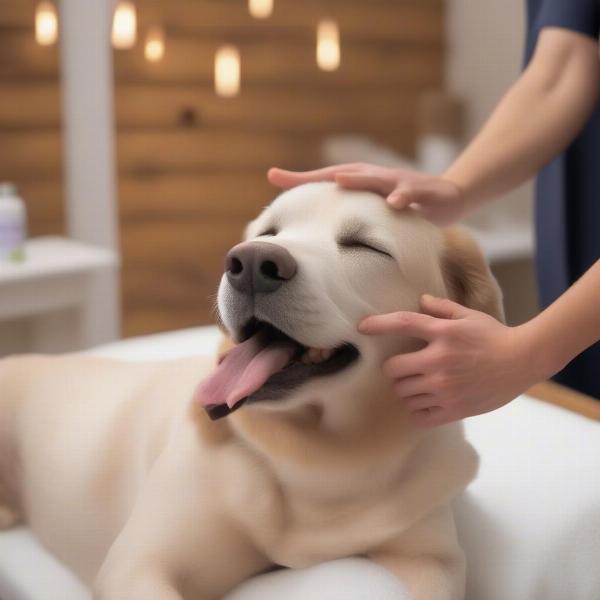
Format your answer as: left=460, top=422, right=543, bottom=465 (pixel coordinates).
left=198, top=182, right=503, bottom=419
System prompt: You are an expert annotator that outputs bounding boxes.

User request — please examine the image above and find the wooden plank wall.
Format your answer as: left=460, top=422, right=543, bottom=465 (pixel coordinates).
left=0, top=0, right=65, bottom=237
left=116, top=0, right=445, bottom=336
left=0, top=0, right=445, bottom=337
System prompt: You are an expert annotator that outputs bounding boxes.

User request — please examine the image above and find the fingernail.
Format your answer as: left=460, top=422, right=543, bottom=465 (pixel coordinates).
left=422, top=294, right=435, bottom=303
left=358, top=319, right=370, bottom=333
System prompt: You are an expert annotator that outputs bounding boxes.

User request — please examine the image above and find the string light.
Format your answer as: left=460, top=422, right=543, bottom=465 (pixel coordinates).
left=215, top=46, right=241, bottom=98
left=317, top=19, right=340, bottom=72
left=35, top=1, right=58, bottom=46
left=112, top=1, right=137, bottom=49
left=144, top=26, right=165, bottom=62
left=249, top=0, right=273, bottom=19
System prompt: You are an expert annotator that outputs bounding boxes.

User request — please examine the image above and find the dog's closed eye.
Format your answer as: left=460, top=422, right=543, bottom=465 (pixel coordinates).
left=337, top=219, right=392, bottom=258
left=258, top=227, right=278, bottom=237
left=338, top=238, right=392, bottom=258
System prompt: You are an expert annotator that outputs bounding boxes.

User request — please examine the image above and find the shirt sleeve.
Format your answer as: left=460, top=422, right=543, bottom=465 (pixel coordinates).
left=526, top=0, right=599, bottom=63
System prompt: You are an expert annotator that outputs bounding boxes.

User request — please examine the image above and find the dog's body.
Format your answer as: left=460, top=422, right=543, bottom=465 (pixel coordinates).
left=0, top=184, right=503, bottom=599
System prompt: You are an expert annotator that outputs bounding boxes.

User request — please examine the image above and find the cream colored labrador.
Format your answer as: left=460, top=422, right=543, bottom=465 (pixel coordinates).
left=0, top=183, right=503, bottom=600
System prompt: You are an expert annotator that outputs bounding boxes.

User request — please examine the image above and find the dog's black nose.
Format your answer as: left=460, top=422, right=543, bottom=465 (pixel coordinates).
left=225, top=241, right=297, bottom=295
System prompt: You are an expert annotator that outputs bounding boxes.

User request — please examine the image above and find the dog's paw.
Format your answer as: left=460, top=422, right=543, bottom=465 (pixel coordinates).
left=0, top=506, right=19, bottom=530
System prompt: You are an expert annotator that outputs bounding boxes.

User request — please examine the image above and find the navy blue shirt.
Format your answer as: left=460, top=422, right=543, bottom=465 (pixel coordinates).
left=525, top=0, right=600, bottom=398
left=527, top=0, right=599, bottom=58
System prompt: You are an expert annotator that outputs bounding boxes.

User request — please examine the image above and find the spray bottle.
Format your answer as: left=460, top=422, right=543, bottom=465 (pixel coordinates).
left=0, top=183, right=27, bottom=263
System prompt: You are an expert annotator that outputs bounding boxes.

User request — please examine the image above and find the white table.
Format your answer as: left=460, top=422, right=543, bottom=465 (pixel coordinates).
left=469, top=222, right=534, bottom=265
left=0, top=237, right=119, bottom=356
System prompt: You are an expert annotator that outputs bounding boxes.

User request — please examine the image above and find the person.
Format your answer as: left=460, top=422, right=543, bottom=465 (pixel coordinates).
left=267, top=0, right=600, bottom=428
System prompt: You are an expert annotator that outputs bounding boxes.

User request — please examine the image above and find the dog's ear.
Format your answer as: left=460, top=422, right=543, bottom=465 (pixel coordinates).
left=441, top=228, right=505, bottom=323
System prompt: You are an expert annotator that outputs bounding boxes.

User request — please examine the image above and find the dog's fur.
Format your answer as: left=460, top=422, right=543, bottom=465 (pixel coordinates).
left=0, top=183, right=503, bottom=599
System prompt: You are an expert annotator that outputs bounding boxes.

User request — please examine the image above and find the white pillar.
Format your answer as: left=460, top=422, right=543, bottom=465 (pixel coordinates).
left=58, top=0, right=121, bottom=345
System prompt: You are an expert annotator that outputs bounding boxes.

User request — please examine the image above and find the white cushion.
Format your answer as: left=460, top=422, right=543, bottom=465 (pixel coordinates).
left=1, top=327, right=598, bottom=600
left=225, top=559, right=408, bottom=600
left=0, top=529, right=90, bottom=600
left=88, top=326, right=222, bottom=362
left=458, top=396, right=600, bottom=600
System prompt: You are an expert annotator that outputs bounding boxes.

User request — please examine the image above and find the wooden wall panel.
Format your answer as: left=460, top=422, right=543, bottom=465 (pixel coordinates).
left=138, top=0, right=444, bottom=45
left=115, top=40, right=442, bottom=88
left=2, top=1, right=443, bottom=41
left=116, top=0, right=445, bottom=337
left=0, top=82, right=60, bottom=128
left=119, top=173, right=274, bottom=221
left=0, top=30, right=58, bottom=79
left=0, top=1, right=64, bottom=237
left=0, top=82, right=420, bottom=134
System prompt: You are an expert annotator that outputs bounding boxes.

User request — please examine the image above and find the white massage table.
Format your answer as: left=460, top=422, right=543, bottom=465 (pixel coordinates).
left=1, top=326, right=599, bottom=600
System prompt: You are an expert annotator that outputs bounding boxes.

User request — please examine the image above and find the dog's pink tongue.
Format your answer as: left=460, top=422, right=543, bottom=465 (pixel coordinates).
left=197, top=332, right=297, bottom=411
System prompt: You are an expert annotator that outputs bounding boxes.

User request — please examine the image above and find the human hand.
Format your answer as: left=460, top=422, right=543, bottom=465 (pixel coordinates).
left=359, top=295, right=546, bottom=427
left=268, top=164, right=467, bottom=226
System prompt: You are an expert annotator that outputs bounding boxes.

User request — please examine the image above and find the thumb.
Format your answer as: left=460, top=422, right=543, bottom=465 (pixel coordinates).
left=420, top=295, right=471, bottom=320
left=388, top=179, right=453, bottom=210
left=387, top=183, right=417, bottom=209
left=387, top=180, right=440, bottom=209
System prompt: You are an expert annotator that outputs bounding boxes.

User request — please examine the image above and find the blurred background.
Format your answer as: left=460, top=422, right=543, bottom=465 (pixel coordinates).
left=0, top=0, right=537, bottom=355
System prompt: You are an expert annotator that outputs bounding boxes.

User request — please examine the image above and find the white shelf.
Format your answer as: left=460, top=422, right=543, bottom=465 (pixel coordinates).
left=0, top=237, right=120, bottom=353
left=0, top=236, right=117, bottom=284
left=468, top=223, right=534, bottom=265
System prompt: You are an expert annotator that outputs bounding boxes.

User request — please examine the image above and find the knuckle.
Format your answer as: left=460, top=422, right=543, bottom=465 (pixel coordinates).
left=441, top=344, right=457, bottom=363
left=433, top=373, right=451, bottom=390
left=432, top=319, right=450, bottom=335
left=429, top=346, right=449, bottom=365
left=440, top=322, right=459, bottom=340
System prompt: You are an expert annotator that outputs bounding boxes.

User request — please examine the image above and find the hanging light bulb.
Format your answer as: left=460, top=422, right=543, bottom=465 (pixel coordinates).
left=249, top=0, right=273, bottom=19
left=317, top=19, right=340, bottom=72
left=35, top=1, right=58, bottom=46
left=112, top=1, right=137, bottom=49
left=215, top=46, right=241, bottom=98
left=145, top=26, right=165, bottom=62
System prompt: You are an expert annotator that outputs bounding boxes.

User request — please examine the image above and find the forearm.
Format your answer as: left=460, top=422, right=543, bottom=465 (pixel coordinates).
left=444, top=28, right=600, bottom=209
left=521, top=259, right=600, bottom=380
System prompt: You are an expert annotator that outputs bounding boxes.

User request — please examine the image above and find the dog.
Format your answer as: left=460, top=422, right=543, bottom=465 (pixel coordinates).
left=0, top=182, right=503, bottom=599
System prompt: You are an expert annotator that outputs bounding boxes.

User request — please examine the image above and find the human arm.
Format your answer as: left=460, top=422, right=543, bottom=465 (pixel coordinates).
left=358, top=259, right=600, bottom=428
left=443, top=27, right=600, bottom=208
left=269, top=28, right=600, bottom=226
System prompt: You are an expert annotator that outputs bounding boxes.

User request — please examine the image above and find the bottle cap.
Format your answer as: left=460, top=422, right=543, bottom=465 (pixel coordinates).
left=0, top=182, right=17, bottom=198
